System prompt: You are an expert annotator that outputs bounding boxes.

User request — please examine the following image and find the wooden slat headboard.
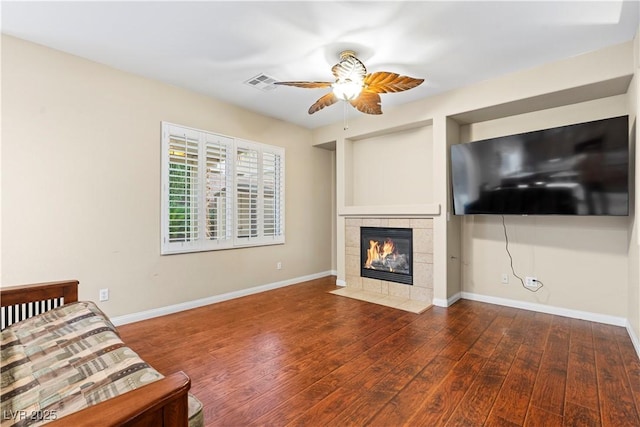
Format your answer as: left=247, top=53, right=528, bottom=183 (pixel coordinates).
left=1, top=280, right=79, bottom=306
left=1, top=280, right=79, bottom=329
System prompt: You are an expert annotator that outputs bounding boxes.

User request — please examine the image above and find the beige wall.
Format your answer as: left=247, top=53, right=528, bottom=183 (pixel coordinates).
left=446, top=118, right=462, bottom=299
left=316, top=39, right=636, bottom=320
left=351, top=126, right=433, bottom=206
left=628, top=30, right=640, bottom=345
left=1, top=35, right=333, bottom=317
left=331, top=151, right=337, bottom=272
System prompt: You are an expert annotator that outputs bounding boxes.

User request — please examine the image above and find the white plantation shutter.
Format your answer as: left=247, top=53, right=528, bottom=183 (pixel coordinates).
left=262, top=150, right=284, bottom=238
left=234, top=140, right=285, bottom=246
left=164, top=126, right=201, bottom=251
left=204, top=133, right=233, bottom=244
left=235, top=145, right=259, bottom=242
left=161, top=123, right=284, bottom=254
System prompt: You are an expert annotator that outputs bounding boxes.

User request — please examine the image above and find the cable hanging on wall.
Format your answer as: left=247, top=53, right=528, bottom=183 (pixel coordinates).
left=501, top=215, right=544, bottom=293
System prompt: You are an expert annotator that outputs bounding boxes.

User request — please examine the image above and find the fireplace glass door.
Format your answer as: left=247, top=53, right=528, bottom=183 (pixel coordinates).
left=360, top=227, right=413, bottom=285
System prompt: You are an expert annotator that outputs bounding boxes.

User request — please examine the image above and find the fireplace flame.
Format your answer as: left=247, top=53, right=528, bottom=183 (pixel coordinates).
left=365, top=238, right=398, bottom=271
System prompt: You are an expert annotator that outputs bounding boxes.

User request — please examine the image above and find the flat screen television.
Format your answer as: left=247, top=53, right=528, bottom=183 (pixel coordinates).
left=451, top=115, right=629, bottom=216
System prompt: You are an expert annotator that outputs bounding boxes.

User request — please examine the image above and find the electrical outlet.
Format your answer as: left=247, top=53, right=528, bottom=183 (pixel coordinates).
left=99, top=288, right=109, bottom=302
left=276, top=262, right=282, bottom=270
left=501, top=273, right=509, bottom=284
left=525, top=276, right=537, bottom=288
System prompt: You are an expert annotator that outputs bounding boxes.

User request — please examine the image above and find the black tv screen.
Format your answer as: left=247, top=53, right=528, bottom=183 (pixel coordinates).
left=451, top=115, right=629, bottom=216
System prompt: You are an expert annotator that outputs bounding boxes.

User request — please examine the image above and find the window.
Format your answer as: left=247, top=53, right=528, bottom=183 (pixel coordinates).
left=161, top=122, right=284, bottom=254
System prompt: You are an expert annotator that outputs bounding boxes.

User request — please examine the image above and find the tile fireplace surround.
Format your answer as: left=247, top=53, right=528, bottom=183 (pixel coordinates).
left=339, top=217, right=434, bottom=312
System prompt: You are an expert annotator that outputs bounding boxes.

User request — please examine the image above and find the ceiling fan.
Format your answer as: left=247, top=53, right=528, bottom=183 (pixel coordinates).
left=274, top=50, right=424, bottom=115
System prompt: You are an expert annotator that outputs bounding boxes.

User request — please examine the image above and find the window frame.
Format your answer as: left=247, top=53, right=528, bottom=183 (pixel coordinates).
left=161, top=122, right=285, bottom=255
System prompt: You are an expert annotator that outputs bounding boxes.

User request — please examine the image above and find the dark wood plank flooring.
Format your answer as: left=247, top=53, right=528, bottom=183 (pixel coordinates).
left=117, top=276, right=640, bottom=426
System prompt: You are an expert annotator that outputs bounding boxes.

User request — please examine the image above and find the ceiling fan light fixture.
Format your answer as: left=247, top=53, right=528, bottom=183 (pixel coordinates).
left=332, top=79, right=363, bottom=101
left=275, top=48, right=424, bottom=116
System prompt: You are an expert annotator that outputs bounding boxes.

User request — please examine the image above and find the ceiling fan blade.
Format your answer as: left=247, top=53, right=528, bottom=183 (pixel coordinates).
left=332, top=55, right=367, bottom=82
left=274, top=81, right=333, bottom=89
left=363, top=72, right=424, bottom=94
left=349, top=91, right=382, bottom=115
left=309, top=92, right=338, bottom=114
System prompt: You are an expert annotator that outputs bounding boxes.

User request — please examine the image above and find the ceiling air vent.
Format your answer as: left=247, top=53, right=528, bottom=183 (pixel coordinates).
left=244, top=73, right=278, bottom=91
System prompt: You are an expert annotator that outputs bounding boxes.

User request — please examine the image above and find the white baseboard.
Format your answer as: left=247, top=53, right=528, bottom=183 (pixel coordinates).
left=111, top=270, right=334, bottom=327
left=627, top=320, right=640, bottom=359
left=336, top=279, right=346, bottom=287
left=460, top=291, right=627, bottom=327
left=432, top=292, right=462, bottom=308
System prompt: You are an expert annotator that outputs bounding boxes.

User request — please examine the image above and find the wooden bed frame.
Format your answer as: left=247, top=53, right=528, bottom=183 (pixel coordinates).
left=1, top=280, right=191, bottom=427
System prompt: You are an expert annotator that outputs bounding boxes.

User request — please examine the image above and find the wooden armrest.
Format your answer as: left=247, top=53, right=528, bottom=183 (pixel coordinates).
left=0, top=280, right=78, bottom=307
left=47, top=371, right=191, bottom=427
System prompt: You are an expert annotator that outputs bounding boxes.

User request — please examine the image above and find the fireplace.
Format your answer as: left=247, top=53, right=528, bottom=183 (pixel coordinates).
left=360, top=227, right=413, bottom=285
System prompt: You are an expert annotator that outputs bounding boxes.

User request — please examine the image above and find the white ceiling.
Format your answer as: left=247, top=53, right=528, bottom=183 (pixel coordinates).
left=2, top=1, right=639, bottom=129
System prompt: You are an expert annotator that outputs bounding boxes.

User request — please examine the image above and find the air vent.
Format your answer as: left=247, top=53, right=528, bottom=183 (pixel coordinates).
left=244, top=73, right=278, bottom=91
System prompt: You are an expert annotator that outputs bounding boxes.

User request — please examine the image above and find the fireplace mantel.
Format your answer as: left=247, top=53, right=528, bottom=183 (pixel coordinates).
left=339, top=203, right=440, bottom=218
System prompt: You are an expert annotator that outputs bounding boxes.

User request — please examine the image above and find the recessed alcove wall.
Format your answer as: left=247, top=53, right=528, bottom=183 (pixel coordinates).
left=335, top=121, right=441, bottom=304
left=349, top=125, right=434, bottom=206
left=454, top=94, right=631, bottom=317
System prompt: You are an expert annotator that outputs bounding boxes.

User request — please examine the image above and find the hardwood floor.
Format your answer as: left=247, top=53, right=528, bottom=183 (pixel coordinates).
left=117, top=276, right=640, bottom=426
